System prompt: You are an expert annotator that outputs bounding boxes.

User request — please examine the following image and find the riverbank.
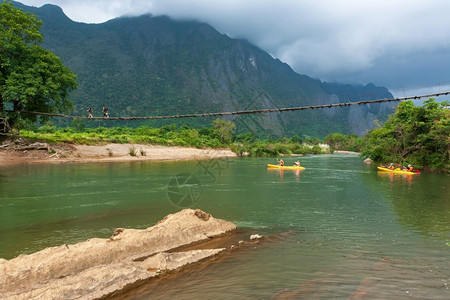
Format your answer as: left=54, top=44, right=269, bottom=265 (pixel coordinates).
left=0, top=209, right=240, bottom=299
left=0, top=141, right=237, bottom=166
left=332, top=150, right=360, bottom=154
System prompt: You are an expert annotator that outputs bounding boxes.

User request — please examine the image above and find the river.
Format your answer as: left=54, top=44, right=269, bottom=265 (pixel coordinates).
left=0, top=154, right=448, bottom=299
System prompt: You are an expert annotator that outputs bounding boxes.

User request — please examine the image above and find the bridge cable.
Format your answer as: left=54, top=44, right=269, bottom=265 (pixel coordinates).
left=4, top=91, right=449, bottom=120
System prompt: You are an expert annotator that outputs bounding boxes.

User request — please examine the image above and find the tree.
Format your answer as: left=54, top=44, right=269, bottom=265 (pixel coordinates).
left=289, top=135, right=302, bottom=144
left=324, top=132, right=362, bottom=151
left=361, top=99, right=449, bottom=171
left=0, top=1, right=77, bottom=134
left=212, top=118, right=236, bottom=144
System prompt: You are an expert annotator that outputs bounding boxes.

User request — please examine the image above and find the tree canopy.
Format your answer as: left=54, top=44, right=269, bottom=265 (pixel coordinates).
left=324, top=132, right=362, bottom=152
left=0, top=0, right=77, bottom=132
left=361, top=99, right=449, bottom=172
left=212, top=118, right=236, bottom=144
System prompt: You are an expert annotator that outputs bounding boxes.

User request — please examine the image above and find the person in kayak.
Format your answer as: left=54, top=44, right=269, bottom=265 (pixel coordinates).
left=278, top=159, right=284, bottom=166
left=388, top=163, right=395, bottom=170
left=403, top=164, right=413, bottom=172
left=294, top=160, right=300, bottom=167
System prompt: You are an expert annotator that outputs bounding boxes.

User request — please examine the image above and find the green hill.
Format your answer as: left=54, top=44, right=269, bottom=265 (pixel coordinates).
left=14, top=1, right=394, bottom=138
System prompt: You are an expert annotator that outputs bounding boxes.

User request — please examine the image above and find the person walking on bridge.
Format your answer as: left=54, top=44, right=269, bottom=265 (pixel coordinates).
left=86, top=106, right=93, bottom=118
left=102, top=105, right=109, bottom=118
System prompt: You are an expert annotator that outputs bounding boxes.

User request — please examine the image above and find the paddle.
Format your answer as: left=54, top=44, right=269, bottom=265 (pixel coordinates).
left=398, top=163, right=420, bottom=173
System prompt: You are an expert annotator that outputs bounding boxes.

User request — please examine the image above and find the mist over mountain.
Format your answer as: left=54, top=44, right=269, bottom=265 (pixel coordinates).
left=14, top=1, right=394, bottom=137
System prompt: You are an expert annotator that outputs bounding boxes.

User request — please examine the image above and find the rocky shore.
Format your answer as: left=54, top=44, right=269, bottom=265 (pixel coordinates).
left=0, top=209, right=237, bottom=299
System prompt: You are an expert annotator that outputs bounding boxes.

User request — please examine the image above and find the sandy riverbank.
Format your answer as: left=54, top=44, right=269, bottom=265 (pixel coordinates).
left=0, top=142, right=237, bottom=166
left=0, top=209, right=241, bottom=299
left=332, top=150, right=360, bottom=155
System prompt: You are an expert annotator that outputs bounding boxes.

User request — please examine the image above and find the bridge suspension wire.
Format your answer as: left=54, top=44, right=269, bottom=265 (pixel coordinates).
left=5, top=91, right=449, bottom=121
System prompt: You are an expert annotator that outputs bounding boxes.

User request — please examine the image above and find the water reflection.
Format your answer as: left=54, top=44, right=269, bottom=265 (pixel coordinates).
left=377, top=171, right=415, bottom=185
left=376, top=172, right=450, bottom=240
left=267, top=168, right=302, bottom=182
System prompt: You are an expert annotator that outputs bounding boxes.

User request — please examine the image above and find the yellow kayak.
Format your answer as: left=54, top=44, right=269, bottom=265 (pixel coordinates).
left=377, top=166, right=417, bottom=175
left=267, top=164, right=305, bottom=170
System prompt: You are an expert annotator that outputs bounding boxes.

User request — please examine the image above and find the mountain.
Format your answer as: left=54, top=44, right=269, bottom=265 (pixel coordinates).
left=13, top=1, right=394, bottom=137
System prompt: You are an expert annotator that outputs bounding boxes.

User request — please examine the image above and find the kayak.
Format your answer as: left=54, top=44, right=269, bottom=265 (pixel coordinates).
left=377, top=166, right=417, bottom=174
left=267, top=164, right=305, bottom=170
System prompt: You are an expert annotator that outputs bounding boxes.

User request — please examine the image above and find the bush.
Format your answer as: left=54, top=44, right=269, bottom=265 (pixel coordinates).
left=290, top=135, right=302, bottom=144
left=129, top=146, right=136, bottom=156
left=15, top=119, right=37, bottom=131
left=70, top=118, right=86, bottom=132
left=38, top=124, right=57, bottom=134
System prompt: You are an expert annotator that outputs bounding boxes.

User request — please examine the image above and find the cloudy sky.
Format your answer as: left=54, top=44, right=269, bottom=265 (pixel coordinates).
left=17, top=0, right=450, bottom=94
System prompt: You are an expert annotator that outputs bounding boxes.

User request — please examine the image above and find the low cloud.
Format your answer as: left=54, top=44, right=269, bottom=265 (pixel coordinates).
left=18, top=0, right=450, bottom=89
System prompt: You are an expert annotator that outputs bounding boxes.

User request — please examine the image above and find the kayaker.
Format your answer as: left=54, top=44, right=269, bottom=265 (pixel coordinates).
left=294, top=160, right=300, bottom=167
left=278, top=159, right=284, bottom=166
left=388, top=163, right=395, bottom=170
left=403, top=164, right=413, bottom=172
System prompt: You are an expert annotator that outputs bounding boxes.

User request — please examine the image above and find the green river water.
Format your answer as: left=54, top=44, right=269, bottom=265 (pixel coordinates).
left=0, top=154, right=449, bottom=299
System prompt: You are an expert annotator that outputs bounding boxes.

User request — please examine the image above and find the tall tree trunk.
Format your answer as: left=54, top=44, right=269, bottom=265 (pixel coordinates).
left=0, top=94, right=5, bottom=137
left=9, top=98, right=23, bottom=130
left=13, top=99, right=22, bottom=112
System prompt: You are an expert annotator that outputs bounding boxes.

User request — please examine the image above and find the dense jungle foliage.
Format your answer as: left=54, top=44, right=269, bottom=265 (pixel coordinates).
left=360, top=99, right=449, bottom=172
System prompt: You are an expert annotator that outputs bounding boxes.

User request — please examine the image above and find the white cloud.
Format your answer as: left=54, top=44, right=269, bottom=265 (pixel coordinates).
left=16, top=0, right=450, bottom=88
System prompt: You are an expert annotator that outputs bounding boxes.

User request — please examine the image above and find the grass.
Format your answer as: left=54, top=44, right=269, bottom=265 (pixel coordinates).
left=19, top=124, right=332, bottom=157
left=128, top=146, right=136, bottom=156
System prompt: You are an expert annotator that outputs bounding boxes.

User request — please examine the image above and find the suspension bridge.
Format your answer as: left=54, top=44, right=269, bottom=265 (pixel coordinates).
left=4, top=91, right=450, bottom=121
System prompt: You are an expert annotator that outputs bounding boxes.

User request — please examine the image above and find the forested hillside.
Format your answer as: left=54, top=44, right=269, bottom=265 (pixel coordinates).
left=14, top=1, right=394, bottom=138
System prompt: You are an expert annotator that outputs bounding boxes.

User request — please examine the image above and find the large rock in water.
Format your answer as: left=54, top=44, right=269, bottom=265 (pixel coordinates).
left=0, top=209, right=236, bottom=299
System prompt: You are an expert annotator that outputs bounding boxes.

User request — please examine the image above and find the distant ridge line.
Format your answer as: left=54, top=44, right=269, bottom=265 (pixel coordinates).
left=6, top=91, right=449, bottom=121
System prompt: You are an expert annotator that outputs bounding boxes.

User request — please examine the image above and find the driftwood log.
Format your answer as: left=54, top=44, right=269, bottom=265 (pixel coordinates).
left=17, top=142, right=50, bottom=151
